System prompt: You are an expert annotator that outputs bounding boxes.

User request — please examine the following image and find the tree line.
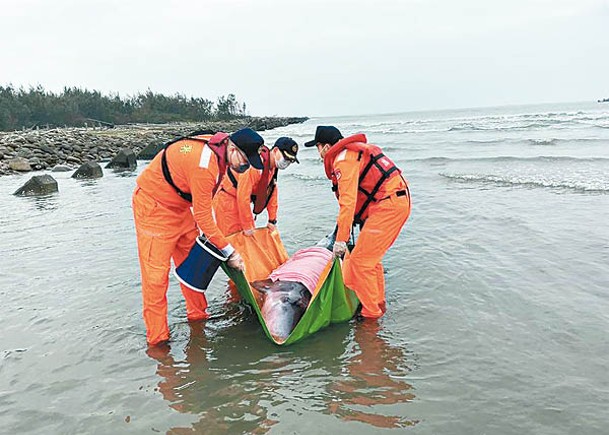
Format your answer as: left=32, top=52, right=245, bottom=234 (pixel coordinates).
left=0, top=85, right=248, bottom=131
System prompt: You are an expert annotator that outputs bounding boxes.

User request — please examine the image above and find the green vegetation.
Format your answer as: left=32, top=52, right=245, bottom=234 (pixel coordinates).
left=0, top=85, right=248, bottom=131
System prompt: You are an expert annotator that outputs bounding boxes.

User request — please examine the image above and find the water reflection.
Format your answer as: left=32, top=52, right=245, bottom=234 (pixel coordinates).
left=112, top=169, right=138, bottom=178
left=74, top=178, right=103, bottom=187
left=147, top=320, right=280, bottom=434
left=148, top=316, right=417, bottom=433
left=324, top=321, right=418, bottom=429
left=24, top=194, right=59, bottom=212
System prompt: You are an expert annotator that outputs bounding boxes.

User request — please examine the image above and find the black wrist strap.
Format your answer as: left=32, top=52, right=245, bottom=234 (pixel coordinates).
left=268, top=219, right=277, bottom=225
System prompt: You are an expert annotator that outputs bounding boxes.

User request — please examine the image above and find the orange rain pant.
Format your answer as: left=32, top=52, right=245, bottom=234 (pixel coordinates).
left=342, top=192, right=411, bottom=318
left=213, top=189, right=243, bottom=237
left=132, top=187, right=209, bottom=345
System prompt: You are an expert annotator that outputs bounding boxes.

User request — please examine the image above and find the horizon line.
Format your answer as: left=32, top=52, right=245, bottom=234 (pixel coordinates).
left=261, top=99, right=605, bottom=120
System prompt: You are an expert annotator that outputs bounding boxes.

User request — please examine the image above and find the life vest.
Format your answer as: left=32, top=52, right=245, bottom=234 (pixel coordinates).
left=324, top=134, right=401, bottom=225
left=226, top=146, right=277, bottom=215
left=161, top=134, right=228, bottom=202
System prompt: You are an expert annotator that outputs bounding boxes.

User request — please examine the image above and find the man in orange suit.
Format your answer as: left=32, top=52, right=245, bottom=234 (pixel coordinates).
left=213, top=137, right=299, bottom=237
left=305, top=126, right=411, bottom=319
left=133, top=127, right=264, bottom=345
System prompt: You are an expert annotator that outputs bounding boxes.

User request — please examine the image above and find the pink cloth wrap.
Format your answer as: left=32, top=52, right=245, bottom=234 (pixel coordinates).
left=269, top=247, right=334, bottom=294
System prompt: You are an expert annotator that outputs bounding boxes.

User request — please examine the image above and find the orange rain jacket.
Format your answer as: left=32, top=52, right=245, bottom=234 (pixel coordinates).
left=323, top=133, right=411, bottom=318
left=213, top=147, right=278, bottom=236
left=136, top=135, right=232, bottom=252
left=323, top=133, right=408, bottom=242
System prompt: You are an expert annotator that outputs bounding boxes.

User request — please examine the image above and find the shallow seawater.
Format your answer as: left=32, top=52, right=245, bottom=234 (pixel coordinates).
left=1, top=101, right=608, bottom=434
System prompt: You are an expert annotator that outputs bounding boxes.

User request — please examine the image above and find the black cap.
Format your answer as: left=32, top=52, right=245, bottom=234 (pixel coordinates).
left=304, top=126, right=343, bottom=147
left=273, top=137, right=300, bottom=164
left=229, top=127, right=264, bottom=170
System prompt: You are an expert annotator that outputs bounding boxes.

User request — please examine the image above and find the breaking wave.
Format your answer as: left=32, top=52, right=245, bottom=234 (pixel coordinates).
left=440, top=173, right=609, bottom=193
left=285, top=173, right=327, bottom=182
left=407, top=156, right=609, bottom=164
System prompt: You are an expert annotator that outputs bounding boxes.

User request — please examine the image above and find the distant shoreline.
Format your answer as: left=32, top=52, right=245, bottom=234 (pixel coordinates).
left=0, top=117, right=307, bottom=176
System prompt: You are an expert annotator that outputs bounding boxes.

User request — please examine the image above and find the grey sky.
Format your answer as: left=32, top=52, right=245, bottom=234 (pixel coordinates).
left=1, top=0, right=608, bottom=116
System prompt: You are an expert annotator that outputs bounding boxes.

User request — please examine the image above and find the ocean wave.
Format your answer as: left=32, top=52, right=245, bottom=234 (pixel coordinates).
left=447, top=121, right=568, bottom=132
left=379, top=136, right=606, bottom=150
left=337, top=109, right=609, bottom=130
left=370, top=127, right=453, bottom=134
left=463, top=138, right=507, bottom=144
left=357, top=123, right=565, bottom=134
left=440, top=173, right=609, bottom=193
left=528, top=138, right=558, bottom=146
left=285, top=173, right=327, bottom=182
left=337, top=111, right=609, bottom=136
left=408, top=155, right=609, bottom=164
left=462, top=137, right=604, bottom=146
left=526, top=137, right=608, bottom=145
left=520, top=111, right=577, bottom=118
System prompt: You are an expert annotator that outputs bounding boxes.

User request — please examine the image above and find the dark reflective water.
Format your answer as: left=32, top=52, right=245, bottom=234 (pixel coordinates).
left=1, top=102, right=608, bottom=434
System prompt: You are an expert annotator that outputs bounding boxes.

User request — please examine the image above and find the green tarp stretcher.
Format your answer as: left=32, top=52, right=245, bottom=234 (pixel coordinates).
left=221, top=228, right=360, bottom=345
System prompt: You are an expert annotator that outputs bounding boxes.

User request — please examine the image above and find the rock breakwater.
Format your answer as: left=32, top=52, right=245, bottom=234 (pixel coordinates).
left=0, top=117, right=307, bottom=176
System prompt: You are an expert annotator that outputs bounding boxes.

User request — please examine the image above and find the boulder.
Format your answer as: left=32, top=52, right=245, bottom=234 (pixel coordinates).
left=72, top=161, right=103, bottom=179
left=14, top=175, right=58, bottom=196
left=28, top=157, right=44, bottom=170
left=39, top=144, right=55, bottom=154
left=16, top=149, right=33, bottom=159
left=8, top=157, right=32, bottom=172
left=51, top=164, right=73, bottom=172
left=106, top=148, right=137, bottom=170
left=137, top=142, right=165, bottom=160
